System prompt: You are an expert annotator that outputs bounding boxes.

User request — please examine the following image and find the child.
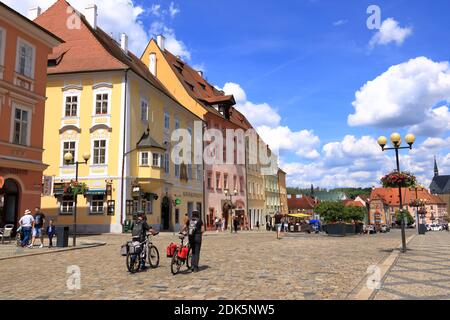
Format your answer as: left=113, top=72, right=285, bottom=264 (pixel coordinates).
left=46, top=219, right=56, bottom=248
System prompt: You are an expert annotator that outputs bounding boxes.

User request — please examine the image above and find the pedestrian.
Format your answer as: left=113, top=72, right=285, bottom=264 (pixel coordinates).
left=221, top=218, right=225, bottom=232
left=275, top=213, right=282, bottom=239
left=215, top=217, right=220, bottom=232
left=256, top=221, right=260, bottom=231
left=187, top=211, right=204, bottom=273
left=131, top=213, right=156, bottom=271
left=18, top=209, right=34, bottom=248
left=30, top=207, right=45, bottom=248
left=46, top=219, right=56, bottom=248
left=233, top=216, right=239, bottom=233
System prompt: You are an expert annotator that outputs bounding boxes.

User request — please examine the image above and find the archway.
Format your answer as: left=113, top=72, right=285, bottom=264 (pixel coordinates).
left=0, top=179, right=20, bottom=228
left=161, top=196, right=171, bottom=231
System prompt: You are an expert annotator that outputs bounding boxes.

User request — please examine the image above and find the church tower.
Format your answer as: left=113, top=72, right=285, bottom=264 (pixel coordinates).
left=434, top=156, right=439, bottom=177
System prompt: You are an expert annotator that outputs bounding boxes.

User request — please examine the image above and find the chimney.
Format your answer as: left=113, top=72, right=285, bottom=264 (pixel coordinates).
left=120, top=33, right=128, bottom=53
left=28, top=6, right=42, bottom=20
left=149, top=53, right=157, bottom=76
left=85, top=4, right=98, bottom=29
left=197, top=70, right=204, bottom=78
left=157, top=35, right=165, bottom=51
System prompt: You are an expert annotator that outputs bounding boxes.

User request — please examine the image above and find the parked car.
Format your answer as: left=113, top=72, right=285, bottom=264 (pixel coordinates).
left=367, top=225, right=376, bottom=234
left=380, top=225, right=390, bottom=233
left=426, top=224, right=432, bottom=231
left=430, top=224, right=443, bottom=231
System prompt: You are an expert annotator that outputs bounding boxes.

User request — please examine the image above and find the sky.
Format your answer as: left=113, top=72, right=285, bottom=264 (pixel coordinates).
left=6, top=0, right=450, bottom=189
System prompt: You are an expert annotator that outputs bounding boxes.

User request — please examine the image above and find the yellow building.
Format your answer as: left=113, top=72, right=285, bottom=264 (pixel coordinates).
left=35, top=1, right=202, bottom=233
left=278, top=168, right=288, bottom=215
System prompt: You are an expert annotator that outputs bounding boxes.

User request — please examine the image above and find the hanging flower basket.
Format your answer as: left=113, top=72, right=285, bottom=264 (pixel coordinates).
left=64, top=180, right=89, bottom=196
left=381, top=171, right=417, bottom=188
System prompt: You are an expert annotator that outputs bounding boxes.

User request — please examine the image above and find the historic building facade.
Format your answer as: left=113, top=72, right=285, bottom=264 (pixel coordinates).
left=0, top=3, right=61, bottom=228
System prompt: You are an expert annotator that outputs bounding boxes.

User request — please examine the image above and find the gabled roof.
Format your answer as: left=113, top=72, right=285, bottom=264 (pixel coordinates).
left=34, top=0, right=183, bottom=106
left=370, top=188, right=446, bottom=206
left=430, top=175, right=450, bottom=194
left=287, top=195, right=316, bottom=210
left=343, top=200, right=365, bottom=207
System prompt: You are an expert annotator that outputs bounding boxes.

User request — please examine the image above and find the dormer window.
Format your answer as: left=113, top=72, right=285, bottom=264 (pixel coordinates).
left=185, top=81, right=194, bottom=91
left=199, top=82, right=206, bottom=90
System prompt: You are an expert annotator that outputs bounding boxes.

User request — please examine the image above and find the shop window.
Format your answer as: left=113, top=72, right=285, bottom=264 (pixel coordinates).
left=90, top=195, right=105, bottom=215
left=60, top=195, right=74, bottom=215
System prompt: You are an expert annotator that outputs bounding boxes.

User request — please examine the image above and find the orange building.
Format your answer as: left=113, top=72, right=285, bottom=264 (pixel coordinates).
left=0, top=3, right=62, bottom=228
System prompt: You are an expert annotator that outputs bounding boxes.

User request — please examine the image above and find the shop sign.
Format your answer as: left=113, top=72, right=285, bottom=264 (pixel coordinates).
left=42, top=176, right=54, bottom=196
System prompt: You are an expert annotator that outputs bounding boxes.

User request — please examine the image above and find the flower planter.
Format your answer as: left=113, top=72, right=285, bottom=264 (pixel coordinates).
left=355, top=223, right=364, bottom=234
left=326, top=223, right=346, bottom=237
left=345, top=224, right=356, bottom=235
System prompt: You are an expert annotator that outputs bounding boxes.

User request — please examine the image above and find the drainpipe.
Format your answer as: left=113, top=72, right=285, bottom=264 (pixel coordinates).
left=120, top=69, right=129, bottom=228
left=202, top=122, right=206, bottom=228
left=244, top=139, right=249, bottom=230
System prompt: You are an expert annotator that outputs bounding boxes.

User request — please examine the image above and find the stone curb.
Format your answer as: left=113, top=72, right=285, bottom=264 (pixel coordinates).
left=353, top=234, right=417, bottom=300
left=0, top=242, right=106, bottom=261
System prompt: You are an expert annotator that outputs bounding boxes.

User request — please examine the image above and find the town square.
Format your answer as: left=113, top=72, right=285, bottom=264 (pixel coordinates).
left=1, top=0, right=450, bottom=306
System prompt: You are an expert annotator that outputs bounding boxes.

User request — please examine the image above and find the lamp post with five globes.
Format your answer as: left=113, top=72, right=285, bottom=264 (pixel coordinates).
left=64, top=151, right=91, bottom=247
left=377, top=133, right=416, bottom=253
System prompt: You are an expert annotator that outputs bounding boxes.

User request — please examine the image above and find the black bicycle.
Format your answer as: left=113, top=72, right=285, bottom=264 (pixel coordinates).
left=170, top=233, right=192, bottom=275
left=126, top=232, right=160, bottom=273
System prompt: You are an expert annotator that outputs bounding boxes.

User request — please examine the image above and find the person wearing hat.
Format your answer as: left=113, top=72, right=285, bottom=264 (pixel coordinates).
left=131, top=213, right=156, bottom=270
left=18, top=209, right=34, bottom=248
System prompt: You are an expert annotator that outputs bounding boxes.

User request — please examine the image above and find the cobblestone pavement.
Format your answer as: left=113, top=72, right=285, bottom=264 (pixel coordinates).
left=373, top=231, right=450, bottom=300
left=0, top=229, right=414, bottom=300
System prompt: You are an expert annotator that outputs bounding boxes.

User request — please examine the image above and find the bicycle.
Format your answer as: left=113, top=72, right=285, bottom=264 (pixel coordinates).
left=170, top=232, right=192, bottom=275
left=126, top=232, right=160, bottom=274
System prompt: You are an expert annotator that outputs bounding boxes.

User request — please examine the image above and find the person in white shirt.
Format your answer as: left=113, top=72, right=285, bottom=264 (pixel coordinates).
left=19, top=209, right=34, bottom=247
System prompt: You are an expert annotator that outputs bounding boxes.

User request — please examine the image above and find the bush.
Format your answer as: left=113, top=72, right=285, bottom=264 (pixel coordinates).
left=344, top=206, right=366, bottom=223
left=395, top=209, right=414, bottom=226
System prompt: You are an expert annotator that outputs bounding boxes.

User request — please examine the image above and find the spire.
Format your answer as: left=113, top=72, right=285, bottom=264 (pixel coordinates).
left=310, top=184, right=315, bottom=197
left=434, top=156, right=439, bottom=177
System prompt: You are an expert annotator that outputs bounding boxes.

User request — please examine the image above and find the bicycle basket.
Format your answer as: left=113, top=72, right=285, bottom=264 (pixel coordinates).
left=128, top=241, right=142, bottom=255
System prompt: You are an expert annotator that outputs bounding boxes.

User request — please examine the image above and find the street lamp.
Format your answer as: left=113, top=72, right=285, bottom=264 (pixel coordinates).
left=224, top=189, right=238, bottom=233
left=378, top=133, right=416, bottom=253
left=64, top=151, right=91, bottom=247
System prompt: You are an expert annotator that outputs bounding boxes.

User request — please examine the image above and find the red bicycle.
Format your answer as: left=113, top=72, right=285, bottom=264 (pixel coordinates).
left=170, top=232, right=192, bottom=275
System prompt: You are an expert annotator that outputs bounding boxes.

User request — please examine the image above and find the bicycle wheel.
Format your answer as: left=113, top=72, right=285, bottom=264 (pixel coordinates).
left=170, top=250, right=181, bottom=275
left=148, top=245, right=160, bottom=268
left=126, top=252, right=140, bottom=274
left=186, top=245, right=193, bottom=270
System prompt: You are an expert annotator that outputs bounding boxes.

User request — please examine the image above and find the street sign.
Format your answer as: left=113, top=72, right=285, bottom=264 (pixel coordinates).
left=0, top=176, right=4, bottom=189
left=175, top=198, right=182, bottom=206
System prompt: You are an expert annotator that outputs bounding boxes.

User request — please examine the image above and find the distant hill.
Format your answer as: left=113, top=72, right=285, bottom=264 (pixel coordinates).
left=287, top=187, right=372, bottom=200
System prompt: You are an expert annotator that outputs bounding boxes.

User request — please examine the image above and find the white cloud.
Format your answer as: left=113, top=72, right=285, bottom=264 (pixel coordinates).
left=348, top=57, right=450, bottom=136
left=333, top=19, right=348, bottom=27
left=149, top=21, right=191, bottom=61
left=4, top=0, right=151, bottom=55
left=150, top=4, right=162, bottom=17
left=221, top=82, right=320, bottom=159
left=169, top=2, right=180, bottom=18
left=369, top=18, right=412, bottom=48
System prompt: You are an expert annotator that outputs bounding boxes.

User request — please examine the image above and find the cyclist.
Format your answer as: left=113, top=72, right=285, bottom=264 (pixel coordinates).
left=183, top=211, right=204, bottom=273
left=131, top=213, right=156, bottom=270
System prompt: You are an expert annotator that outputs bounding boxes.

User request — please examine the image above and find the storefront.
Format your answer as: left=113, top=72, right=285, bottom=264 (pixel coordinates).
left=0, top=178, right=20, bottom=227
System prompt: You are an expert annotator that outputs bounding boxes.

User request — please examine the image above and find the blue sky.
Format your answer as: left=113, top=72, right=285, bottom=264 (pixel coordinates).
left=7, top=0, right=450, bottom=189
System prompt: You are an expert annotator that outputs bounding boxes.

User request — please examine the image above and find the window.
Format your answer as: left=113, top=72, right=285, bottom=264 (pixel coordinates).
left=95, top=93, right=109, bottom=115
left=188, top=164, right=192, bottom=180
left=140, top=152, right=149, bottom=166
left=140, top=100, right=148, bottom=121
left=224, top=174, right=228, bottom=190
left=13, top=107, right=29, bottom=145
left=216, top=173, right=221, bottom=190
left=152, top=153, right=160, bottom=167
left=175, top=118, right=180, bottom=130
left=144, top=200, right=153, bottom=214
left=0, top=28, right=5, bottom=67
left=207, top=172, right=212, bottom=189
left=65, top=95, right=78, bottom=117
left=164, top=112, right=170, bottom=130
left=60, top=195, right=74, bottom=215
left=164, top=153, right=170, bottom=174
left=16, top=39, right=35, bottom=78
left=93, top=140, right=106, bottom=165
left=90, top=195, right=105, bottom=215
left=175, top=163, right=180, bottom=178
left=196, top=165, right=203, bottom=181
left=62, top=141, right=76, bottom=164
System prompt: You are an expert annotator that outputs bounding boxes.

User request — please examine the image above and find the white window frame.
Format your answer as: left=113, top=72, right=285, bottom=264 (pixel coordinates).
left=152, top=153, right=160, bottom=167
left=140, top=98, right=149, bottom=122
left=62, top=91, right=81, bottom=118
left=164, top=152, right=170, bottom=174
left=15, top=37, right=36, bottom=79
left=140, top=151, right=150, bottom=167
left=61, top=140, right=77, bottom=167
left=89, top=195, right=105, bottom=215
left=91, top=139, right=108, bottom=165
left=10, top=102, right=32, bottom=146
left=164, top=111, right=170, bottom=131
left=145, top=200, right=153, bottom=215
left=60, top=195, right=75, bottom=215
left=92, top=88, right=111, bottom=116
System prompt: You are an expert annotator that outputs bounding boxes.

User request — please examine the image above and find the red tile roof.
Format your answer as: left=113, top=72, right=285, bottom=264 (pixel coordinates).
left=343, top=200, right=365, bottom=207
left=370, top=188, right=446, bottom=206
left=34, top=0, right=181, bottom=104
left=287, top=195, right=317, bottom=210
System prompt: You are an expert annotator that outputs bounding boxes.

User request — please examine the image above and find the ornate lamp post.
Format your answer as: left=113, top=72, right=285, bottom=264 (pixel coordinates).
left=64, top=151, right=91, bottom=247
left=224, top=189, right=238, bottom=233
left=378, top=133, right=416, bottom=253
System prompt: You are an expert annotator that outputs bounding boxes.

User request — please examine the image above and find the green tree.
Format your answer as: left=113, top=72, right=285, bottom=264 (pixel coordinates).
left=315, top=201, right=345, bottom=223
left=395, top=209, right=414, bottom=226
left=343, top=206, right=366, bottom=223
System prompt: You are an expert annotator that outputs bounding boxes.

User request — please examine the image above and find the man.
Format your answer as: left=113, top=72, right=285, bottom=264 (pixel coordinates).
left=275, top=213, right=282, bottom=239
left=30, top=207, right=46, bottom=248
left=187, top=211, right=204, bottom=273
left=19, top=209, right=34, bottom=248
left=131, top=213, right=156, bottom=270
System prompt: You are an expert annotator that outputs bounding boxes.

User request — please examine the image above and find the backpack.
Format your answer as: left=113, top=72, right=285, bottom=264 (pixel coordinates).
left=132, top=221, right=144, bottom=239
left=188, top=218, right=199, bottom=236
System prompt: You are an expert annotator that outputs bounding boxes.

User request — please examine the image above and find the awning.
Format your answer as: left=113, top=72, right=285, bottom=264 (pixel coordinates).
left=288, top=213, right=311, bottom=218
